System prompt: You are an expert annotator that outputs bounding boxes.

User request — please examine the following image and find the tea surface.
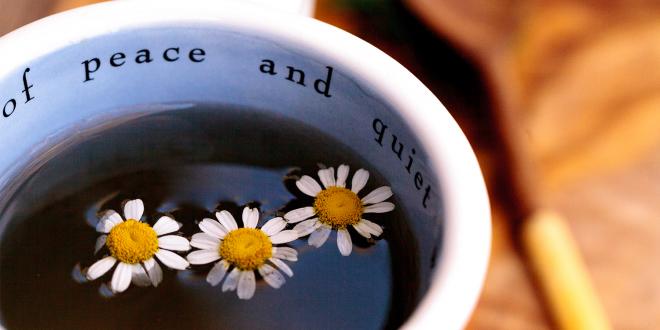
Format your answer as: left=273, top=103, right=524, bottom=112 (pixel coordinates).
left=0, top=105, right=420, bottom=330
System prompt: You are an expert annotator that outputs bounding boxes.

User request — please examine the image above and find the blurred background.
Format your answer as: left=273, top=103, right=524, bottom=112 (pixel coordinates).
left=1, top=0, right=659, bottom=329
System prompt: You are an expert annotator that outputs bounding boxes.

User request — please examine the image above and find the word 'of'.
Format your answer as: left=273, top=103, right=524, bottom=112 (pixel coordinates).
left=2, top=68, right=35, bottom=118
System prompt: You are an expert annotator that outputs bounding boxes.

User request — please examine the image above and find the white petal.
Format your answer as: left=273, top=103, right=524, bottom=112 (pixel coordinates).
left=270, top=230, right=298, bottom=244
left=363, top=202, right=395, bottom=213
left=153, top=216, right=180, bottom=236
left=86, top=256, right=117, bottom=280
left=123, top=199, right=144, bottom=220
left=96, top=210, right=123, bottom=233
left=101, top=210, right=124, bottom=224
left=283, top=207, right=316, bottom=223
left=308, top=225, right=332, bottom=248
left=237, top=270, right=256, bottom=300
left=190, top=232, right=221, bottom=250
left=94, top=235, right=107, bottom=254
left=222, top=268, right=241, bottom=292
left=261, top=217, right=286, bottom=236
left=360, top=218, right=384, bottom=236
left=216, top=210, right=238, bottom=231
left=110, top=262, right=132, bottom=293
left=95, top=220, right=114, bottom=234
left=252, top=208, right=261, bottom=225
left=361, top=186, right=393, bottom=205
left=143, top=258, right=162, bottom=287
left=337, top=229, right=353, bottom=256
left=158, top=235, right=191, bottom=251
left=241, top=207, right=259, bottom=228
left=131, top=264, right=151, bottom=287
left=155, top=249, right=189, bottom=270
left=351, top=169, right=369, bottom=194
left=293, top=218, right=320, bottom=237
left=272, top=247, right=298, bottom=261
left=336, top=164, right=350, bottom=188
left=353, top=222, right=372, bottom=238
left=269, top=257, right=293, bottom=277
left=258, top=264, right=285, bottom=289
left=206, top=260, right=229, bottom=286
left=187, top=249, right=221, bottom=265
left=318, top=167, right=336, bottom=188
left=199, top=218, right=227, bottom=239
left=296, top=175, right=323, bottom=197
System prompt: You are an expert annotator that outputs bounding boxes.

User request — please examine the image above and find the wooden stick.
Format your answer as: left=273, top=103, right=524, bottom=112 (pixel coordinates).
left=523, top=210, right=611, bottom=330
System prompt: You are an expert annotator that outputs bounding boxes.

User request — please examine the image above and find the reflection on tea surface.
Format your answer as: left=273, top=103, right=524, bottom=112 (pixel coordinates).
left=0, top=105, right=420, bottom=329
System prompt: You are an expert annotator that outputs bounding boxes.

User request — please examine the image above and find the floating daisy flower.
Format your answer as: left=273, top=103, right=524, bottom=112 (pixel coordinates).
left=284, top=165, right=393, bottom=256
left=86, top=199, right=191, bottom=293
left=187, top=206, right=298, bottom=300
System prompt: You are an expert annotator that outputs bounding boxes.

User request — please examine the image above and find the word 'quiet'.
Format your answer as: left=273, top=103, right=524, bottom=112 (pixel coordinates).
left=373, top=118, right=432, bottom=209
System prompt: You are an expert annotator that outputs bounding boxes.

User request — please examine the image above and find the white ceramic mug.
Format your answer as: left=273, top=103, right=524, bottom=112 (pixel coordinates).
left=0, top=1, right=490, bottom=328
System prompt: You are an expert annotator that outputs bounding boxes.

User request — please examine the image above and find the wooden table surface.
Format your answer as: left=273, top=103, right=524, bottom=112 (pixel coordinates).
left=1, top=1, right=659, bottom=329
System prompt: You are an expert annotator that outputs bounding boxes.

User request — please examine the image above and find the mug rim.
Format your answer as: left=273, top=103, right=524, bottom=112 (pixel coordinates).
left=0, top=1, right=491, bottom=328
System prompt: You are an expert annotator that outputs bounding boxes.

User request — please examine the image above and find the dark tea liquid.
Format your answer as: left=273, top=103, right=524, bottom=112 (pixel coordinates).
left=0, top=105, right=420, bottom=329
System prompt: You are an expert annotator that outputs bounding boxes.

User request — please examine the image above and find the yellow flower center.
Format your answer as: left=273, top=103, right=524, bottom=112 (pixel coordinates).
left=219, top=228, right=273, bottom=270
left=106, top=220, right=159, bottom=264
left=314, top=186, right=363, bottom=228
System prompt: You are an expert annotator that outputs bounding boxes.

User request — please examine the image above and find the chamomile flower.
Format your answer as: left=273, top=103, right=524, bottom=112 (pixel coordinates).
left=187, top=206, right=298, bottom=300
left=85, top=199, right=191, bottom=293
left=284, top=165, right=393, bottom=256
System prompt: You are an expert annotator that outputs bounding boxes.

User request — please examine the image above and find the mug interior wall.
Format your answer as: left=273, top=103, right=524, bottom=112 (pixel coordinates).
left=0, top=25, right=444, bottom=323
